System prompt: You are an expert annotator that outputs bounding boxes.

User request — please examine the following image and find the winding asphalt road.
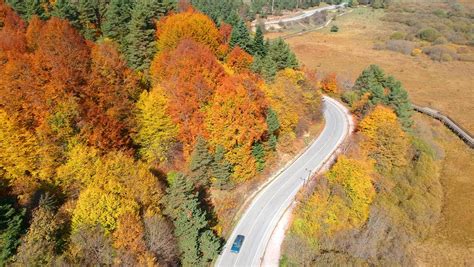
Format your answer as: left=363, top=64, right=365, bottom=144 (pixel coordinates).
left=258, top=3, right=346, bottom=26
left=216, top=97, right=351, bottom=267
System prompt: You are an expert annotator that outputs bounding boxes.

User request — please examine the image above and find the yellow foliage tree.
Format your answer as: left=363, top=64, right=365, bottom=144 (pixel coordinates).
left=326, top=156, right=376, bottom=223
left=72, top=178, right=138, bottom=233
left=55, top=143, right=100, bottom=190
left=358, top=105, right=409, bottom=172
left=263, top=69, right=321, bottom=142
left=0, top=109, right=40, bottom=181
left=291, top=156, right=375, bottom=247
left=71, top=152, right=163, bottom=232
left=134, top=86, right=178, bottom=164
left=155, top=10, right=221, bottom=53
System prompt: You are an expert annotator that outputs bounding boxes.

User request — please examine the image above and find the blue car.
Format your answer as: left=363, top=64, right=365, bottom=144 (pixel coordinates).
left=230, top=235, right=245, bottom=254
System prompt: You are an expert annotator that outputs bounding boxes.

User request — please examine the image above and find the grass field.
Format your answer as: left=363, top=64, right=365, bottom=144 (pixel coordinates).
left=412, top=113, right=474, bottom=265
left=268, top=7, right=474, bottom=133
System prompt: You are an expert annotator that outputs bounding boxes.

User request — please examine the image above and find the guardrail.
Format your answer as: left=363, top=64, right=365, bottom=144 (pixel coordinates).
left=412, top=104, right=474, bottom=148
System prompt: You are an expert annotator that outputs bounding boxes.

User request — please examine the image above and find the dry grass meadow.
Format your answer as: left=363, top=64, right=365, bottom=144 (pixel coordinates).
left=412, top=113, right=474, bottom=265
left=267, top=7, right=474, bottom=132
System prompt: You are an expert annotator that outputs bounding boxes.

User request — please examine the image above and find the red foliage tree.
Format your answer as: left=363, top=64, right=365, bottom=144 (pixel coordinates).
left=219, top=22, right=232, bottom=45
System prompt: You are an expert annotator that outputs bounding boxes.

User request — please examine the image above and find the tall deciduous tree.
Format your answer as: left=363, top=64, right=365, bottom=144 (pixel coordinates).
left=134, top=86, right=178, bottom=164
left=206, top=74, right=267, bottom=182
left=81, top=40, right=140, bottom=151
left=358, top=105, right=409, bottom=173
left=262, top=69, right=321, bottom=143
left=156, top=10, right=221, bottom=53
left=151, top=39, right=226, bottom=153
left=225, top=46, right=253, bottom=73
left=15, top=194, right=60, bottom=266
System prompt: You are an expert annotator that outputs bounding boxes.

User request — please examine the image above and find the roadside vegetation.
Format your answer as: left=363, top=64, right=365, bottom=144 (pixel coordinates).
left=281, top=65, right=443, bottom=266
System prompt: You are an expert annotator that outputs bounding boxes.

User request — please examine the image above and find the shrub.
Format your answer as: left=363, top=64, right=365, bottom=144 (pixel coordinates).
left=422, top=45, right=459, bottom=61
left=331, top=25, right=339, bottom=32
left=433, top=36, right=448, bottom=45
left=385, top=40, right=416, bottom=55
left=433, top=9, right=447, bottom=18
left=411, top=48, right=422, bottom=56
left=390, top=31, right=406, bottom=40
left=417, top=28, right=441, bottom=42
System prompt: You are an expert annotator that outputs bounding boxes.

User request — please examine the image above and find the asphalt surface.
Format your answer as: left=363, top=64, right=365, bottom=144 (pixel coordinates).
left=261, top=3, right=346, bottom=26
left=216, top=97, right=351, bottom=267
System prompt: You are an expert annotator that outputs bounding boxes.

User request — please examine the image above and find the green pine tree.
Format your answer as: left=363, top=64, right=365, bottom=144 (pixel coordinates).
left=52, top=0, right=80, bottom=28
left=353, top=65, right=413, bottom=129
left=229, top=19, right=253, bottom=54
left=387, top=78, right=413, bottom=129
left=189, top=137, right=213, bottom=188
left=0, top=203, right=24, bottom=264
left=268, top=38, right=299, bottom=71
left=199, top=230, right=221, bottom=264
left=78, top=0, right=99, bottom=40
left=102, top=0, right=133, bottom=48
left=224, top=10, right=240, bottom=27
left=252, top=142, right=265, bottom=172
left=5, top=0, right=26, bottom=18
left=212, top=145, right=233, bottom=189
left=125, top=0, right=174, bottom=71
left=162, top=174, right=221, bottom=266
left=24, top=0, right=48, bottom=21
left=261, top=55, right=277, bottom=81
left=266, top=108, right=280, bottom=150
left=266, top=108, right=280, bottom=134
left=253, top=26, right=267, bottom=57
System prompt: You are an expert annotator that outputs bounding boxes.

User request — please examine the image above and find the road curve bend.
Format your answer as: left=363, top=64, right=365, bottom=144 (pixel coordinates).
left=216, top=96, right=351, bottom=267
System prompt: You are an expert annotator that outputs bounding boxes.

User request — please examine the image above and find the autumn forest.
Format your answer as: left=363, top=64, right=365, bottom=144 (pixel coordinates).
left=0, top=0, right=448, bottom=266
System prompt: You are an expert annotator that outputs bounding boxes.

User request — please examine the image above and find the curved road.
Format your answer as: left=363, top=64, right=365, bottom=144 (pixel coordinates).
left=216, top=97, right=351, bottom=267
left=257, top=3, right=346, bottom=26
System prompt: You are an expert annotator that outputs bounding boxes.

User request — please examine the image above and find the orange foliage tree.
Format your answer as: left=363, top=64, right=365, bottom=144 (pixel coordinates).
left=155, top=10, right=221, bottom=53
left=80, top=40, right=141, bottom=151
left=225, top=46, right=253, bottom=74
left=0, top=0, right=26, bottom=54
left=321, top=73, right=339, bottom=94
left=32, top=17, right=90, bottom=100
left=206, top=74, right=268, bottom=182
left=151, top=39, right=226, bottom=152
